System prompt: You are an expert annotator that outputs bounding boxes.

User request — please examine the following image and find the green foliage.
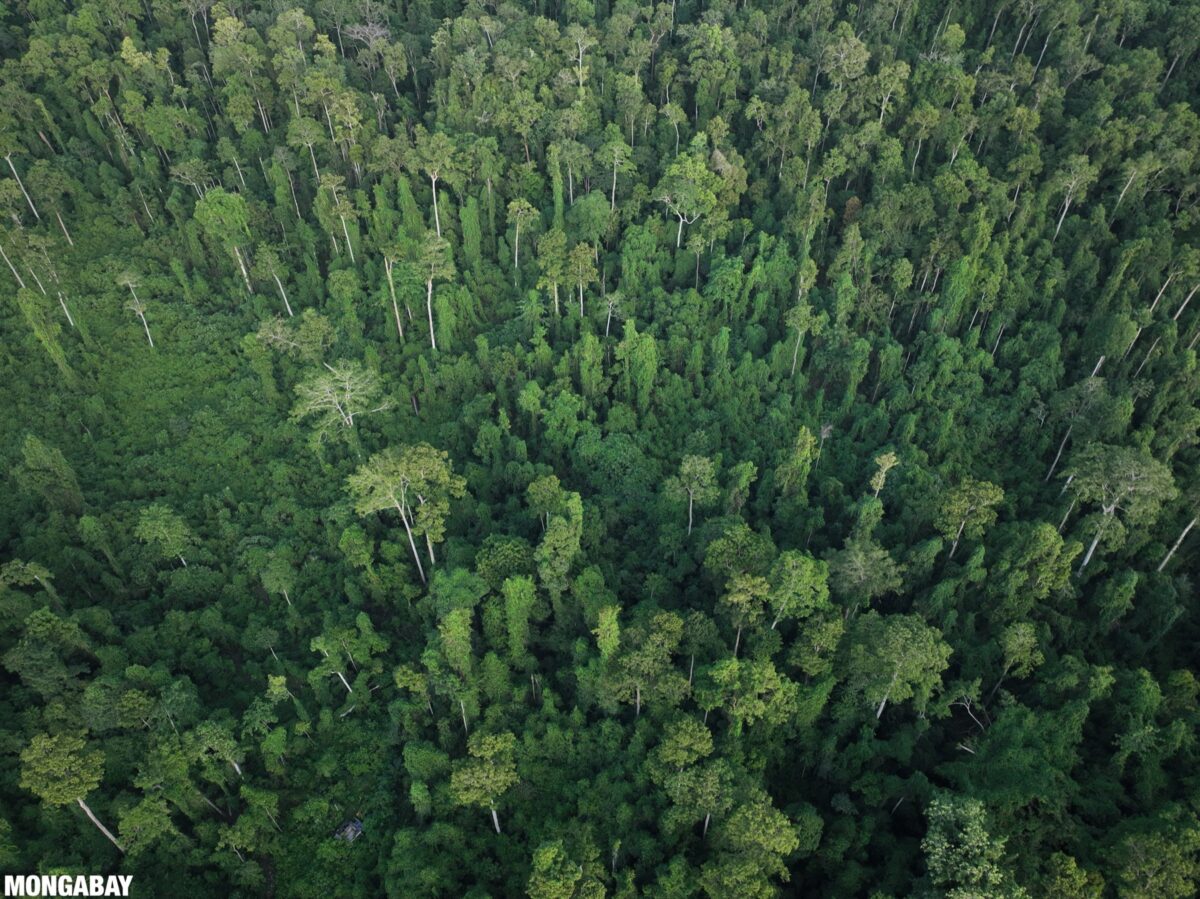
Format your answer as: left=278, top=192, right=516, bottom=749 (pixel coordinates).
left=1, top=1, right=1197, bottom=895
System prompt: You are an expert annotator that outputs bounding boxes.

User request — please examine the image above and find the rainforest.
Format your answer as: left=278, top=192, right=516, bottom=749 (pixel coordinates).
left=1, top=0, right=1199, bottom=896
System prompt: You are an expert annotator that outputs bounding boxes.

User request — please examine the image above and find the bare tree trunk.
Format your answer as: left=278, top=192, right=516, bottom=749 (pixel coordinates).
left=232, top=245, right=253, bottom=293
left=138, top=311, right=155, bottom=348
left=384, top=260, right=404, bottom=339
left=431, top=176, right=441, bottom=237
left=490, top=807, right=501, bottom=834
left=6, top=155, right=40, bottom=220
left=394, top=502, right=428, bottom=583
left=0, top=241, right=27, bottom=289
left=55, top=210, right=74, bottom=245
left=1173, top=283, right=1198, bottom=321
left=77, top=798, right=124, bottom=853
left=1053, top=196, right=1072, bottom=241
left=1045, top=423, right=1072, bottom=481
left=426, top=279, right=437, bottom=352
left=273, top=274, right=293, bottom=316
left=1078, top=514, right=1111, bottom=572
left=1158, top=516, right=1197, bottom=571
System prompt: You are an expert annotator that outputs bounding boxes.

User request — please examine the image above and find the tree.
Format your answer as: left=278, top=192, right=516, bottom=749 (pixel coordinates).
left=935, top=478, right=1004, bottom=558
left=767, top=551, right=829, bottom=629
left=537, top=228, right=568, bottom=316
left=347, top=444, right=467, bottom=584
left=921, top=794, right=1028, bottom=898
left=290, top=361, right=390, bottom=443
left=1067, top=445, right=1176, bottom=571
left=450, top=731, right=519, bottom=834
left=783, top=258, right=820, bottom=375
left=135, top=504, right=196, bottom=567
left=20, top=733, right=124, bottom=853
left=656, top=134, right=722, bottom=248
left=409, top=127, right=459, bottom=237
left=16, top=434, right=83, bottom=516
left=988, top=622, right=1044, bottom=701
left=700, top=793, right=800, bottom=898
left=415, top=231, right=455, bottom=351
left=251, top=245, right=294, bottom=316
left=843, top=612, right=951, bottom=719
left=507, top=198, right=537, bottom=280
left=666, top=455, right=718, bottom=535
left=194, top=188, right=254, bottom=292
left=827, top=537, right=902, bottom=614
left=527, top=839, right=605, bottom=899
left=568, top=242, right=598, bottom=317
left=717, top=573, right=769, bottom=655
left=597, top=124, right=635, bottom=211
left=870, top=451, right=900, bottom=498
left=119, top=273, right=154, bottom=347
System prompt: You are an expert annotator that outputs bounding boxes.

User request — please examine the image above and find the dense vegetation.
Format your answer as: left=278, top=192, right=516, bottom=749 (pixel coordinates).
left=1, top=0, right=1199, bottom=895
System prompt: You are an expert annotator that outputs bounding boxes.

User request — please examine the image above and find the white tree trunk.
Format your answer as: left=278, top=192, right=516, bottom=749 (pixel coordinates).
left=6, top=155, right=40, bottom=220
left=77, top=798, right=124, bottom=853
left=1158, top=516, right=1197, bottom=571
left=395, top=503, right=428, bottom=584
left=431, top=176, right=441, bottom=237
left=426, top=279, right=438, bottom=352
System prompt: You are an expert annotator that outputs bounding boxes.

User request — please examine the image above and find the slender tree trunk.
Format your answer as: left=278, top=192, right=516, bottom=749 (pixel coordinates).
left=384, top=260, right=404, bottom=339
left=490, top=807, right=501, bottom=834
left=1078, top=513, right=1112, bottom=572
left=1173, top=283, right=1198, bottom=321
left=771, top=598, right=790, bottom=629
left=6, top=155, right=40, bottom=220
left=876, top=671, right=898, bottom=719
left=431, top=176, right=441, bottom=237
left=340, top=216, right=355, bottom=263
left=426, top=279, right=438, bottom=351
left=687, top=493, right=694, bottom=535
left=394, top=502, right=428, bottom=584
left=232, top=246, right=253, bottom=293
left=335, top=670, right=353, bottom=692
left=0, top=241, right=27, bottom=288
left=949, top=518, right=966, bottom=558
left=733, top=625, right=742, bottom=656
left=273, top=274, right=293, bottom=316
left=1054, top=195, right=1072, bottom=241
left=1158, top=516, right=1197, bottom=571
left=57, top=293, right=75, bottom=328
left=1112, top=169, right=1137, bottom=219
left=1045, top=423, right=1072, bottom=481
left=138, top=311, right=155, bottom=347
left=77, top=798, right=124, bottom=853
left=55, top=210, right=74, bottom=245
left=460, top=699, right=469, bottom=735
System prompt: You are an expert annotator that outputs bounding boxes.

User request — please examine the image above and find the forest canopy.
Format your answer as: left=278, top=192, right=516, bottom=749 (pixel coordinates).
left=1, top=0, right=1199, bottom=896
